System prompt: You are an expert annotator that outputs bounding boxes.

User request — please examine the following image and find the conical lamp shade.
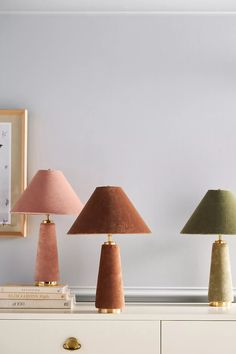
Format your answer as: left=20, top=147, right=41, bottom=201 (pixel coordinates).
left=181, top=189, right=236, bottom=235
left=12, top=169, right=83, bottom=215
left=68, top=186, right=151, bottom=234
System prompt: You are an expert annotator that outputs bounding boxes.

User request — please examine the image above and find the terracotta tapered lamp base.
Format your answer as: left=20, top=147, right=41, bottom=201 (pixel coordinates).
left=208, top=239, right=233, bottom=307
left=95, top=243, right=125, bottom=313
left=35, top=222, right=60, bottom=285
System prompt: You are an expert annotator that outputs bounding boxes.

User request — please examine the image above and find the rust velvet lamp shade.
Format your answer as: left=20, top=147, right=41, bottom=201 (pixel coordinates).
left=68, top=186, right=151, bottom=313
left=181, top=189, right=236, bottom=307
left=12, top=169, right=83, bottom=286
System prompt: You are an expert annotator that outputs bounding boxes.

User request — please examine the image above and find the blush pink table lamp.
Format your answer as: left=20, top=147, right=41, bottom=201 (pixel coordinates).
left=12, top=169, right=83, bottom=286
left=68, top=186, right=151, bottom=313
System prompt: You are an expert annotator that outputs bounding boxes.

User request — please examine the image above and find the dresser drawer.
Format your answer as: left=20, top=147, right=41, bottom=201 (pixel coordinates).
left=162, top=320, right=236, bottom=354
left=0, top=319, right=159, bottom=354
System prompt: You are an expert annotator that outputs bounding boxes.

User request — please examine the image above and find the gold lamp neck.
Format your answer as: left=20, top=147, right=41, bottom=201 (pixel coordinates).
left=105, top=234, right=116, bottom=245
left=216, top=234, right=226, bottom=244
left=43, top=214, right=53, bottom=224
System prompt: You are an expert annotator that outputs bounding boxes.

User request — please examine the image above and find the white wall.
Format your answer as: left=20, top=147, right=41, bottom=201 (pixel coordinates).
left=1, top=0, right=236, bottom=12
left=0, top=14, right=236, bottom=291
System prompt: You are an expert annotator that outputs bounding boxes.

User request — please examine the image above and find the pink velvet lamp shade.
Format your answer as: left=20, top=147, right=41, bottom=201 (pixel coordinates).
left=12, top=169, right=83, bottom=285
left=12, top=169, right=83, bottom=215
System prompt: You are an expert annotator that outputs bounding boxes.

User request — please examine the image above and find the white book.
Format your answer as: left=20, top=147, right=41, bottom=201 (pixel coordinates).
left=0, top=284, right=68, bottom=294
left=0, top=298, right=72, bottom=309
left=0, top=292, right=69, bottom=300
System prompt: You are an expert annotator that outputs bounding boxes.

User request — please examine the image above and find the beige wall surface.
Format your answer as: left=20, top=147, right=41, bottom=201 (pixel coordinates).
left=0, top=14, right=236, bottom=291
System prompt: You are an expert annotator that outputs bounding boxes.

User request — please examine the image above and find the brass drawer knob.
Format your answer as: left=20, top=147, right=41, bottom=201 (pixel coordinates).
left=63, top=337, right=81, bottom=351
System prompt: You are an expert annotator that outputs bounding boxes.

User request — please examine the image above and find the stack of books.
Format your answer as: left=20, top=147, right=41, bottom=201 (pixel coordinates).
left=0, top=284, right=72, bottom=309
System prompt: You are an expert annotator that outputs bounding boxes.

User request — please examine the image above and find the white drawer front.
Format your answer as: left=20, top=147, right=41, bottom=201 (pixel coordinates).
left=0, top=319, right=159, bottom=354
left=162, top=320, right=236, bottom=354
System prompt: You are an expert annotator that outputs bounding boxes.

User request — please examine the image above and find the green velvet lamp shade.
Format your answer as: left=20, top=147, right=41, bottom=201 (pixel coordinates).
left=181, top=189, right=236, bottom=235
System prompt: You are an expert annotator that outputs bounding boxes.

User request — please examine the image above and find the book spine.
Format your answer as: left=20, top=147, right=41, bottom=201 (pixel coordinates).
left=0, top=299, right=72, bottom=309
left=0, top=286, right=68, bottom=294
left=0, top=292, right=69, bottom=300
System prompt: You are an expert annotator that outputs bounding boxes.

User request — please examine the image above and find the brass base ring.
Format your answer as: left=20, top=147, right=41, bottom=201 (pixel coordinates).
left=209, top=301, right=232, bottom=307
left=98, top=308, right=121, bottom=314
left=35, top=281, right=58, bottom=287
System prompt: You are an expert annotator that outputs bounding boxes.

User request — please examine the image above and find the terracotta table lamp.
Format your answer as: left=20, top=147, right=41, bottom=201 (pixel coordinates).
left=181, top=189, right=236, bottom=307
left=68, top=186, right=151, bottom=313
left=12, top=169, right=83, bottom=286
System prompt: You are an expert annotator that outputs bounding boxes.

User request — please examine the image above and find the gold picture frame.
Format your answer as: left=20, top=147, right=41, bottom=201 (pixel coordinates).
left=0, top=109, right=27, bottom=236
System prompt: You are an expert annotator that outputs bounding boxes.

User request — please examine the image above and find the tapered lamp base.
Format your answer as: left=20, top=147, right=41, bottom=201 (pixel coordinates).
left=95, top=242, right=124, bottom=313
left=35, top=221, right=59, bottom=285
left=208, top=238, right=233, bottom=307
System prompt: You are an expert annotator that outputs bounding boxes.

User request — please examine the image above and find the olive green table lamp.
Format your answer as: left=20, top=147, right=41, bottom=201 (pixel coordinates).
left=181, top=189, right=236, bottom=307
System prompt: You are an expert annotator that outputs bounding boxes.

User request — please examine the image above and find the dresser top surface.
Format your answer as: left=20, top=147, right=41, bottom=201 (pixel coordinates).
left=0, top=303, right=236, bottom=320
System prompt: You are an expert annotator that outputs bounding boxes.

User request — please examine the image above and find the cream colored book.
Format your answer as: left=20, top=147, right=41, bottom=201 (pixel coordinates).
left=0, top=298, right=72, bottom=309
left=0, top=284, right=68, bottom=294
left=0, top=292, right=69, bottom=300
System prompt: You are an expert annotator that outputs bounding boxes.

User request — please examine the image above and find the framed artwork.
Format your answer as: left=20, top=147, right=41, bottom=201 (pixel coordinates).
left=0, top=110, right=27, bottom=236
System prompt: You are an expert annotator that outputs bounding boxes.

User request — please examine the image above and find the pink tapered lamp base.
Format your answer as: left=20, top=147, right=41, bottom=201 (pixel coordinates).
left=35, top=222, right=59, bottom=285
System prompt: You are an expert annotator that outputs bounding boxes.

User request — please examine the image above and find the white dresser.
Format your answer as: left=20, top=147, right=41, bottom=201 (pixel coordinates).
left=1, top=303, right=236, bottom=354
